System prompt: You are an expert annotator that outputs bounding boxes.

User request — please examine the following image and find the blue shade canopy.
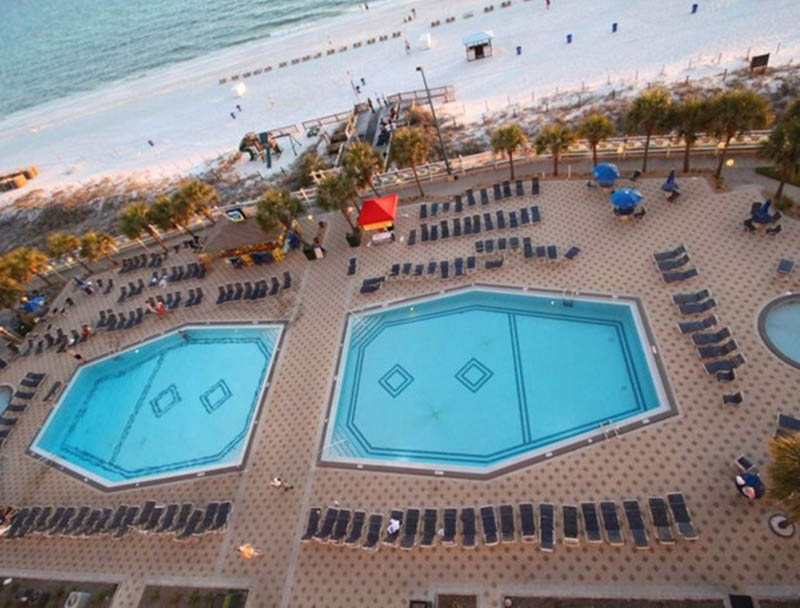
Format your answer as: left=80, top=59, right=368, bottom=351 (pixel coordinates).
left=661, top=169, right=678, bottom=191
left=610, top=188, right=643, bottom=208
left=593, top=163, right=620, bottom=184
left=752, top=199, right=772, bottom=223
left=22, top=296, right=46, bottom=313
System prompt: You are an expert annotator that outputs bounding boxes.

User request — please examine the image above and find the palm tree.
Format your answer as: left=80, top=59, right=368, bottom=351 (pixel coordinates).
left=491, top=123, right=528, bottom=180
left=534, top=123, right=575, bottom=177
left=118, top=202, right=169, bottom=253
left=80, top=231, right=119, bottom=270
left=47, top=232, right=90, bottom=273
left=167, top=194, right=200, bottom=237
left=256, top=188, right=310, bottom=246
left=0, top=272, right=23, bottom=311
left=295, top=150, right=330, bottom=189
left=759, top=117, right=800, bottom=202
left=578, top=113, right=614, bottom=167
left=342, top=142, right=382, bottom=196
left=625, top=87, right=672, bottom=172
left=315, top=173, right=359, bottom=235
left=709, top=88, right=771, bottom=178
left=767, top=434, right=800, bottom=533
left=392, top=127, right=429, bottom=197
left=176, top=180, right=218, bottom=224
left=667, top=97, right=712, bottom=173
left=2, top=247, right=54, bottom=287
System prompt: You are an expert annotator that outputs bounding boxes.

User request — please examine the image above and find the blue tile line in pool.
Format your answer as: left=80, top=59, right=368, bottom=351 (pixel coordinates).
left=55, top=335, right=272, bottom=479
left=336, top=303, right=651, bottom=464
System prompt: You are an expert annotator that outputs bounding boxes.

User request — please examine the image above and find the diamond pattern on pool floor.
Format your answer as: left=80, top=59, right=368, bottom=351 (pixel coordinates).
left=378, top=364, right=414, bottom=398
left=150, top=384, right=181, bottom=418
left=454, top=357, right=494, bottom=393
left=201, top=379, right=232, bottom=413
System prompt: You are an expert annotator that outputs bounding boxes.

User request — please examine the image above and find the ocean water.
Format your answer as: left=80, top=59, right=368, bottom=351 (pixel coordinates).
left=0, top=0, right=369, bottom=119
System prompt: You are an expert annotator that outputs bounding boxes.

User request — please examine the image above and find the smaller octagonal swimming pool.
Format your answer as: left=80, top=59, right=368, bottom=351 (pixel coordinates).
left=321, top=287, right=674, bottom=476
left=31, top=324, right=283, bottom=489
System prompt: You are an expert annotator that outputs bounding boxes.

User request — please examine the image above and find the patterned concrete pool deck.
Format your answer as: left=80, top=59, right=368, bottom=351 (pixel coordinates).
left=1, top=176, right=799, bottom=607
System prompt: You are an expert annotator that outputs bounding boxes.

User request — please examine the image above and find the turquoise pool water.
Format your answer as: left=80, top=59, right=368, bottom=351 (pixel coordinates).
left=31, top=324, right=282, bottom=488
left=323, top=288, right=668, bottom=474
left=763, top=296, right=800, bottom=366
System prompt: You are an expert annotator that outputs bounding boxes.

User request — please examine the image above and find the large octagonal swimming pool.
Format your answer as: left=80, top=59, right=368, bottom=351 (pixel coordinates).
left=321, top=287, right=674, bottom=476
left=30, top=324, right=283, bottom=489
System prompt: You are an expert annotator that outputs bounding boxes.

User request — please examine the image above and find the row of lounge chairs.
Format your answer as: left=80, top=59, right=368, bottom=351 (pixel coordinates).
left=418, top=178, right=540, bottom=220
left=0, top=372, right=45, bottom=447
left=18, top=325, right=90, bottom=356
left=300, top=494, right=697, bottom=551
left=3, top=500, right=231, bottom=542
left=149, top=263, right=207, bottom=285
left=118, top=278, right=145, bottom=303
left=653, top=245, right=699, bottom=283
left=216, top=273, right=291, bottom=304
left=410, top=206, right=542, bottom=246
left=119, top=253, right=165, bottom=273
left=671, top=290, right=746, bottom=382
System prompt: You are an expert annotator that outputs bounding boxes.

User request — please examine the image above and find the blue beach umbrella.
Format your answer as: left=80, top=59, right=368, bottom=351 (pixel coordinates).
left=752, top=199, right=772, bottom=224
left=661, top=169, right=678, bottom=192
left=22, top=296, right=46, bottom=314
left=592, top=163, right=620, bottom=186
left=610, top=188, right=643, bottom=209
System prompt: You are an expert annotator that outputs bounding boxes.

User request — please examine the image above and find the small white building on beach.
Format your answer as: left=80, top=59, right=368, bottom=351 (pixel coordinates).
left=463, top=31, right=494, bottom=61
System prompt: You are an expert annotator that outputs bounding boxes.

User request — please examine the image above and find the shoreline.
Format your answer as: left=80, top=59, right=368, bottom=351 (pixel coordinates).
left=0, top=0, right=799, bottom=197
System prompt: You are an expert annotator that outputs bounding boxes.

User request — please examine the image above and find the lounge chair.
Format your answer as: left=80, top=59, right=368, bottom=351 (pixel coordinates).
left=485, top=239, right=494, bottom=254
left=453, top=218, right=462, bottom=237
left=503, top=181, right=512, bottom=198
left=430, top=225, right=439, bottom=241
left=454, top=258, right=464, bottom=277
left=509, top=211, right=519, bottom=228
left=0, top=417, right=17, bottom=426
left=777, top=258, right=794, bottom=276
left=509, top=237, right=519, bottom=251
left=43, top=382, right=62, bottom=402
left=14, top=391, right=34, bottom=400
left=496, top=210, right=506, bottom=229
left=421, top=224, right=429, bottom=242
left=401, top=508, right=420, bottom=549
left=484, top=212, right=494, bottom=231
left=519, top=503, right=536, bottom=542
left=344, top=511, right=365, bottom=546
left=135, top=501, right=156, bottom=529
left=679, top=298, right=716, bottom=315
left=499, top=505, right=515, bottom=543
left=547, top=245, right=558, bottom=262
left=142, top=506, right=164, bottom=534
left=270, top=277, right=281, bottom=295
left=419, top=203, right=428, bottom=219
left=420, top=509, right=437, bottom=548
left=360, top=281, right=382, bottom=294
left=653, top=245, right=687, bottom=262
left=313, top=507, right=338, bottom=542
left=414, top=264, right=424, bottom=277
left=697, top=339, right=738, bottom=359
left=175, top=509, right=203, bottom=541
left=431, top=202, right=439, bottom=217
left=454, top=196, right=463, bottom=213
left=473, top=215, right=481, bottom=234
left=722, top=391, right=744, bottom=405
left=776, top=413, right=800, bottom=438
left=362, top=514, right=383, bottom=550
left=493, top=183, right=502, bottom=200
left=401, top=262, right=413, bottom=278
left=580, top=502, right=603, bottom=543
left=691, top=327, right=730, bottom=345
left=330, top=508, right=351, bottom=543
left=703, top=353, right=746, bottom=374
left=562, top=505, right=579, bottom=545
left=539, top=503, right=555, bottom=551
left=657, top=254, right=690, bottom=272
left=427, top=261, right=437, bottom=276
left=20, top=375, right=43, bottom=388
left=523, top=238, right=533, bottom=259
left=515, top=179, right=524, bottom=196
left=666, top=492, right=698, bottom=540
left=441, top=220, right=450, bottom=239
left=480, top=506, right=499, bottom=546
left=662, top=268, right=698, bottom=283
left=733, top=454, right=755, bottom=473
left=531, top=177, right=540, bottom=194
left=209, top=502, right=231, bottom=534
left=530, top=206, right=541, bottom=223
left=535, top=246, right=547, bottom=261
left=441, top=508, right=457, bottom=545
left=564, top=246, right=581, bottom=260
left=485, top=257, right=504, bottom=270
left=407, top=229, right=417, bottom=246
left=623, top=500, right=649, bottom=549
left=677, top=315, right=718, bottom=334
left=7, top=404, right=25, bottom=413
left=382, top=509, right=403, bottom=546
left=466, top=256, right=476, bottom=273
left=475, top=240, right=485, bottom=254
left=466, top=189, right=476, bottom=206
left=600, top=501, right=624, bottom=545
left=440, top=260, right=450, bottom=279
left=32, top=507, right=53, bottom=534
left=461, top=508, right=476, bottom=548
left=520, top=207, right=530, bottom=224
left=672, top=289, right=711, bottom=305
left=155, top=505, right=178, bottom=534
left=717, top=369, right=736, bottom=383
left=647, top=497, right=675, bottom=544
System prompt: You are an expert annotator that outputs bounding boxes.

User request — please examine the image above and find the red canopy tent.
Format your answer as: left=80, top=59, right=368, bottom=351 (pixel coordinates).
left=357, top=194, right=398, bottom=231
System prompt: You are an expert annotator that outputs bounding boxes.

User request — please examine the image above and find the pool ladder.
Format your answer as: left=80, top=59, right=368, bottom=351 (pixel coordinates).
left=600, top=420, right=620, bottom=440
left=562, top=287, right=580, bottom=307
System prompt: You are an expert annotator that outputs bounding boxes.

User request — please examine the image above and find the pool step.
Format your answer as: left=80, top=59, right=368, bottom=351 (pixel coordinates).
left=328, top=429, right=362, bottom=459
left=348, top=315, right=384, bottom=347
left=600, top=420, right=620, bottom=439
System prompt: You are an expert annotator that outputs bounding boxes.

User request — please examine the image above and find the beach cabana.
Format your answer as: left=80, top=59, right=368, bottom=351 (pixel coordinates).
left=358, top=194, right=398, bottom=231
left=463, top=31, right=494, bottom=61
left=593, top=163, right=620, bottom=187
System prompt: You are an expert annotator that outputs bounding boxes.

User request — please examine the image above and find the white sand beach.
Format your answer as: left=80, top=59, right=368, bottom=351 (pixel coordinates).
left=1, top=0, right=799, bottom=193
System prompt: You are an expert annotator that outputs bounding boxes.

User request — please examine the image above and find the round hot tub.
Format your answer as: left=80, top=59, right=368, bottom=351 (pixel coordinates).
left=759, top=294, right=800, bottom=369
